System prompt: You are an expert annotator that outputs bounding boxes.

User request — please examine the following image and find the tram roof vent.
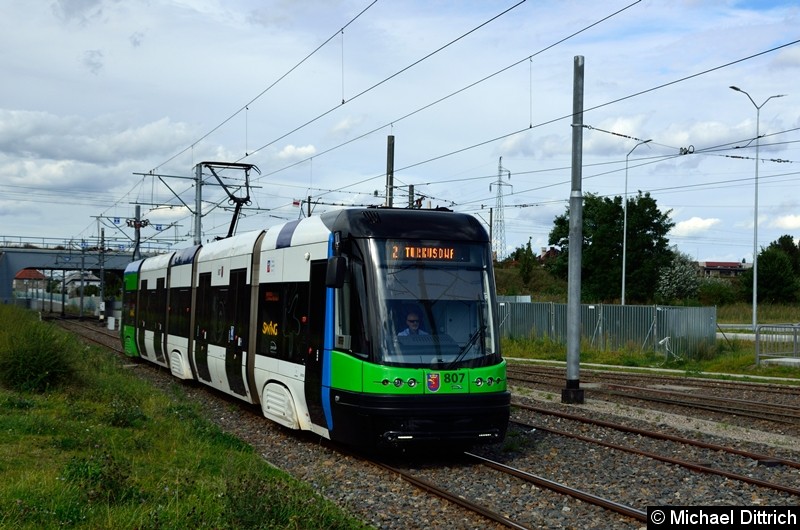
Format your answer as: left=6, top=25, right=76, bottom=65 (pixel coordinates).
left=362, top=210, right=382, bottom=225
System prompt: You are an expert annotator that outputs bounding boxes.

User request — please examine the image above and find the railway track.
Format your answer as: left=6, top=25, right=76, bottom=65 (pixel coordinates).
left=511, top=402, right=800, bottom=470
left=602, top=382, right=800, bottom=425
left=363, top=447, right=648, bottom=528
left=56, top=317, right=800, bottom=529
left=508, top=412, right=800, bottom=498
left=510, top=363, right=800, bottom=395
left=508, top=364, right=800, bottom=433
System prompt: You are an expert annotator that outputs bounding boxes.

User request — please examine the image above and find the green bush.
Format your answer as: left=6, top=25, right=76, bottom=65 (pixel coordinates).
left=0, top=314, right=82, bottom=392
left=697, top=277, right=738, bottom=306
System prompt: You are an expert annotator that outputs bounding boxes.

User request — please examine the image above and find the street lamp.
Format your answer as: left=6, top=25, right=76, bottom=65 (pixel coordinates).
left=729, top=86, right=787, bottom=332
left=621, top=139, right=651, bottom=306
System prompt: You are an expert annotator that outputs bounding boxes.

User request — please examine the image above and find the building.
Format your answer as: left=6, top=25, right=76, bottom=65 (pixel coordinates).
left=697, top=261, right=749, bottom=278
left=13, top=269, right=47, bottom=297
left=63, top=271, right=101, bottom=296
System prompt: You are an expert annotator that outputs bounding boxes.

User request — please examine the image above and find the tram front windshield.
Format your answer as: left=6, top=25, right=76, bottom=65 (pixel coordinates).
left=372, top=239, right=497, bottom=368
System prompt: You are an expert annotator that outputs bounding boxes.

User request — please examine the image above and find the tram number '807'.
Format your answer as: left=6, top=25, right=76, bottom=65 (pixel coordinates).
left=443, top=373, right=465, bottom=384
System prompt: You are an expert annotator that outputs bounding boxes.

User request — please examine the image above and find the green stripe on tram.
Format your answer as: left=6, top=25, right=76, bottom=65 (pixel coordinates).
left=329, top=351, right=507, bottom=395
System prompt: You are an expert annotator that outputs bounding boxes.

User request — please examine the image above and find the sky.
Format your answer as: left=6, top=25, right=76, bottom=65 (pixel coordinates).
left=1, top=0, right=798, bottom=264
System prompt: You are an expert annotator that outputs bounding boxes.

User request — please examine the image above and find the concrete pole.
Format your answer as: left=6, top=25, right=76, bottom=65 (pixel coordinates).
left=563, top=56, right=585, bottom=404
left=100, top=228, right=105, bottom=321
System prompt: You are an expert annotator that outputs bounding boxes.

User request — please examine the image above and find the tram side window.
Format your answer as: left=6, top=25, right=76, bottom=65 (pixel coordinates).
left=196, top=273, right=212, bottom=340
left=209, top=285, right=229, bottom=347
left=257, top=285, right=281, bottom=358
left=228, top=269, right=249, bottom=349
left=335, top=260, right=365, bottom=355
left=194, top=280, right=232, bottom=347
left=169, top=287, right=191, bottom=337
left=122, top=287, right=136, bottom=327
left=140, top=279, right=151, bottom=330
left=256, top=282, right=309, bottom=364
left=283, top=282, right=309, bottom=364
left=154, top=278, right=167, bottom=330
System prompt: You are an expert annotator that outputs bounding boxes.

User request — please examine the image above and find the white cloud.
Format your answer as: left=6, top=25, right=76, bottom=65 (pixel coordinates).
left=770, top=45, right=800, bottom=70
left=671, top=217, right=721, bottom=237
left=330, top=116, right=364, bottom=137
left=276, top=144, right=317, bottom=161
left=771, top=215, right=800, bottom=231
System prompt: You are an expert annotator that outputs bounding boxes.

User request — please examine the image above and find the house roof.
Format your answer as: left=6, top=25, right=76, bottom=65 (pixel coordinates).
left=699, top=261, right=745, bottom=269
left=14, top=269, right=46, bottom=280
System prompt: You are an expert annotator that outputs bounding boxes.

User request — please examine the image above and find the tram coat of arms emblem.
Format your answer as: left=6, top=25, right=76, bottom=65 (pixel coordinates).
left=426, top=372, right=440, bottom=392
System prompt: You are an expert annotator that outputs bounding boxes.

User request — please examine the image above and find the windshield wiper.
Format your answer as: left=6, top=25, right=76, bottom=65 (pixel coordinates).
left=446, top=325, right=485, bottom=369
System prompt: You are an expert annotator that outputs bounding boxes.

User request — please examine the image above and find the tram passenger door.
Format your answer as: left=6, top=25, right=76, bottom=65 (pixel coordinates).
left=224, top=269, right=247, bottom=397
left=194, top=273, right=212, bottom=383
left=153, top=277, right=166, bottom=363
left=305, top=260, right=327, bottom=427
left=136, top=279, right=148, bottom=358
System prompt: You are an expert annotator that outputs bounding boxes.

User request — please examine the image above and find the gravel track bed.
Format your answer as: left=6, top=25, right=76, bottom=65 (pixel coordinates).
left=509, top=365, right=800, bottom=438
left=67, top=322, right=800, bottom=529
left=503, top=393, right=800, bottom=495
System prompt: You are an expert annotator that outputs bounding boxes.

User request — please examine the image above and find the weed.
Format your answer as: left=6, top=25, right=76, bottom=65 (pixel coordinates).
left=62, top=451, right=139, bottom=504
left=224, top=466, right=369, bottom=529
left=1, top=395, right=35, bottom=410
left=0, top=317, right=81, bottom=392
left=106, top=395, right=148, bottom=428
left=501, top=427, right=539, bottom=454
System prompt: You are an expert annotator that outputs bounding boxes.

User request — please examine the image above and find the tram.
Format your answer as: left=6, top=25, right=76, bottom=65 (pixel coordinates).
left=121, top=207, right=509, bottom=447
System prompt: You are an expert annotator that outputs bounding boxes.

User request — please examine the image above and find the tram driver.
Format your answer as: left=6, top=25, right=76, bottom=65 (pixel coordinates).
left=397, top=310, right=429, bottom=336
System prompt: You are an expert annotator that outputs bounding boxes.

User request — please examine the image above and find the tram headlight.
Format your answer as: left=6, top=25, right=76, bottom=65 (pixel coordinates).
left=487, top=377, right=494, bottom=386
left=381, top=378, right=418, bottom=388
left=474, top=377, right=484, bottom=387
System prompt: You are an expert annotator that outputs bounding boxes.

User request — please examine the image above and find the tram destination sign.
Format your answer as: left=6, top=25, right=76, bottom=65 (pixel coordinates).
left=386, top=240, right=466, bottom=262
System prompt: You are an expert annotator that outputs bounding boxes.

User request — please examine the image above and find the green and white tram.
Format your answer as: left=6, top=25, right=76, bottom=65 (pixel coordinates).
left=122, top=207, right=509, bottom=447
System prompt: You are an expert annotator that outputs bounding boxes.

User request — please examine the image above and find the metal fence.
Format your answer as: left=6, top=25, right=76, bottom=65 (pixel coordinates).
left=496, top=301, right=716, bottom=359
left=755, top=324, right=800, bottom=365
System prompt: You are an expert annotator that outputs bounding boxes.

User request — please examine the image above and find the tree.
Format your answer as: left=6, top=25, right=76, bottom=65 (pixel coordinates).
left=740, top=245, right=800, bottom=304
left=657, top=251, right=699, bottom=303
left=767, top=234, right=800, bottom=276
left=518, top=238, right=535, bottom=287
left=546, top=191, right=674, bottom=303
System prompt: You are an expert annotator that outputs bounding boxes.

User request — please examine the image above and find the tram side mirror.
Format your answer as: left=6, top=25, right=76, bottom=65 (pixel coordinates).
left=326, top=256, right=346, bottom=288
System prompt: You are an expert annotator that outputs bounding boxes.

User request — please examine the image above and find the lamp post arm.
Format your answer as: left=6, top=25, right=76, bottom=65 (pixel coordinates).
left=621, top=138, right=652, bottom=306
left=729, top=86, right=787, bottom=331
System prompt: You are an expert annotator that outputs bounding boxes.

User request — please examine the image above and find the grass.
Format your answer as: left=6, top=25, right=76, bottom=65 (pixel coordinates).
left=0, top=306, right=370, bottom=530
left=716, top=302, right=800, bottom=325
